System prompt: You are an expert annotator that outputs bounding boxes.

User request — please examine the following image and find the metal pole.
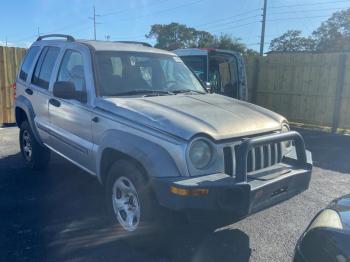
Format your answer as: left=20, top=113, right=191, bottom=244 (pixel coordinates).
left=260, top=0, right=267, bottom=56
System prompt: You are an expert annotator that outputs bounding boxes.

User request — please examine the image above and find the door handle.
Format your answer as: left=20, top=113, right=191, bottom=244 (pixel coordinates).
left=92, top=116, right=99, bottom=123
left=25, top=88, right=33, bottom=95
left=49, top=98, right=61, bottom=107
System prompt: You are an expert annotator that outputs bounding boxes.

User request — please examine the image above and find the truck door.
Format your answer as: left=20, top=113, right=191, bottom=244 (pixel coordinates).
left=48, top=48, right=94, bottom=172
left=28, top=46, right=61, bottom=144
left=208, top=50, right=248, bottom=101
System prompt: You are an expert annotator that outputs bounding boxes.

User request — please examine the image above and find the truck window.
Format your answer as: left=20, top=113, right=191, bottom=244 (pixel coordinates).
left=19, top=47, right=40, bottom=82
left=180, top=56, right=207, bottom=82
left=31, top=47, right=60, bottom=89
left=57, top=50, right=86, bottom=93
left=95, top=51, right=204, bottom=96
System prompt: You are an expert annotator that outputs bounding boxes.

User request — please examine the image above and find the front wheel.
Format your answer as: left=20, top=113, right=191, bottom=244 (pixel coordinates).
left=19, top=121, right=50, bottom=170
left=111, top=175, right=141, bottom=231
left=105, top=160, right=164, bottom=235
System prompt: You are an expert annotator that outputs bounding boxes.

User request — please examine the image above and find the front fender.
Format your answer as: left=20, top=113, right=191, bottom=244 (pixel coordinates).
left=15, top=95, right=43, bottom=144
left=96, top=129, right=185, bottom=182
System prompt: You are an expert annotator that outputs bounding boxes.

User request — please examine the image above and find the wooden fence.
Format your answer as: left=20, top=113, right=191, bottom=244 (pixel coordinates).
left=245, top=52, right=350, bottom=131
left=0, top=46, right=349, bottom=131
left=0, top=46, right=26, bottom=125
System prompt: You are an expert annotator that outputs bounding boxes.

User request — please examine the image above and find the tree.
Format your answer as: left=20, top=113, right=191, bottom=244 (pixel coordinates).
left=145, top=22, right=214, bottom=50
left=269, top=30, right=316, bottom=52
left=211, top=34, right=246, bottom=53
left=269, top=8, right=350, bottom=53
left=312, top=8, right=350, bottom=52
left=146, top=23, right=254, bottom=54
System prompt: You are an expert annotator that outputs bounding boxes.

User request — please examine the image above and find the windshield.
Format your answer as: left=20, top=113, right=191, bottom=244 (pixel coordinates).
left=95, top=51, right=206, bottom=96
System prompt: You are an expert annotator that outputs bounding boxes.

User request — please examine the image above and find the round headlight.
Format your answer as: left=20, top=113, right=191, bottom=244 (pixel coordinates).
left=189, top=139, right=212, bottom=169
left=282, top=123, right=292, bottom=148
left=307, top=209, right=343, bottom=231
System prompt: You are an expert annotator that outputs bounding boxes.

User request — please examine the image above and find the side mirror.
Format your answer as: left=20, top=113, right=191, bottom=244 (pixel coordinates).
left=53, top=81, right=86, bottom=102
left=205, top=82, right=212, bottom=93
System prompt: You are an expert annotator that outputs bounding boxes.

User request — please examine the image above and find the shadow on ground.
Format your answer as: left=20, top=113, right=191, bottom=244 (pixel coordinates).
left=293, top=128, right=350, bottom=174
left=0, top=152, right=251, bottom=262
left=1, top=127, right=348, bottom=261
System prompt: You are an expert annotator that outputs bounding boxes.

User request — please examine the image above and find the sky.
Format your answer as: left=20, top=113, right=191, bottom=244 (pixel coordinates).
left=1, top=0, right=350, bottom=51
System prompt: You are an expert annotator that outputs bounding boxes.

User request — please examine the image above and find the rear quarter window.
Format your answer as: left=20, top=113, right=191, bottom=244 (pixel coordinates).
left=19, top=47, right=40, bottom=82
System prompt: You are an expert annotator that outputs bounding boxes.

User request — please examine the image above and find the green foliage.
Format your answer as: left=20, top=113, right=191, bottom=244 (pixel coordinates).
left=312, top=8, right=350, bottom=52
left=146, top=23, right=255, bottom=54
left=211, top=34, right=245, bottom=52
left=269, top=30, right=316, bottom=52
left=270, top=8, right=350, bottom=53
left=145, top=22, right=215, bottom=50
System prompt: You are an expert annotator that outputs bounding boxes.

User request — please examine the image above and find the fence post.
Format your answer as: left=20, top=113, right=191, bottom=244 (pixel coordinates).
left=251, top=57, right=260, bottom=104
left=0, top=46, right=5, bottom=125
left=332, top=54, right=347, bottom=133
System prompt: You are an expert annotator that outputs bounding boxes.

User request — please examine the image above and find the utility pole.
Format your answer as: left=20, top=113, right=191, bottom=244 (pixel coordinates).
left=89, top=6, right=100, bottom=40
left=259, top=0, right=267, bottom=56
left=5, top=37, right=7, bottom=47
left=93, top=6, right=96, bottom=40
left=37, top=27, right=40, bottom=37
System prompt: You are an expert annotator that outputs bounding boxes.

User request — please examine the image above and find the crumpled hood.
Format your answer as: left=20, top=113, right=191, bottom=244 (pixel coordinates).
left=98, top=94, right=286, bottom=141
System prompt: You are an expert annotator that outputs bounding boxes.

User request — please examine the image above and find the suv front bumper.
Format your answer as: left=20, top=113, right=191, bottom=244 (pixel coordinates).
left=153, top=131, right=312, bottom=218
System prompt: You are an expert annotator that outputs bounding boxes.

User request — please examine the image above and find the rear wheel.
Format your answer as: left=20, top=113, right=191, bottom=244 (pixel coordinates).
left=19, top=121, right=50, bottom=170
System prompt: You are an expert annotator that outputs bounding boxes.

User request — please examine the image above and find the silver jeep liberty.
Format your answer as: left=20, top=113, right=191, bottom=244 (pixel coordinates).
left=15, top=34, right=312, bottom=233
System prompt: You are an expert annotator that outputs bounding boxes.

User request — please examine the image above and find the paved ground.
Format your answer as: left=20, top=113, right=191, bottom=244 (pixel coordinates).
left=0, top=126, right=349, bottom=262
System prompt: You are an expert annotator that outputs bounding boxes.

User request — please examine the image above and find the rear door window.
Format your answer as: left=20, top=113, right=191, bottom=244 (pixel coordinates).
left=19, top=47, right=40, bottom=82
left=31, top=47, right=60, bottom=89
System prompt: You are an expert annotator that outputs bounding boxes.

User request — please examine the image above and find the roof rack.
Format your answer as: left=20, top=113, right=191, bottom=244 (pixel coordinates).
left=114, top=41, right=152, bottom=47
left=36, top=34, right=75, bottom=42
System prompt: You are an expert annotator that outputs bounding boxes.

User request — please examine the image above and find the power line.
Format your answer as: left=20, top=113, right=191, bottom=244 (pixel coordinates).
left=99, top=0, right=170, bottom=17
left=116, top=9, right=260, bottom=39
left=267, top=14, right=334, bottom=22
left=209, top=21, right=260, bottom=34
left=100, top=0, right=206, bottom=25
left=197, top=15, right=260, bottom=31
left=269, top=7, right=348, bottom=16
left=269, top=0, right=350, bottom=9
left=193, top=8, right=260, bottom=28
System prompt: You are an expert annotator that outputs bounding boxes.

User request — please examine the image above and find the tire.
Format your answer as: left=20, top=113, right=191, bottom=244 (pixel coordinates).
left=19, top=121, right=51, bottom=170
left=105, top=159, right=167, bottom=239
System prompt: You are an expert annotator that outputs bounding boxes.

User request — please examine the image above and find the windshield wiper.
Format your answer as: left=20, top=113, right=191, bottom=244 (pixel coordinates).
left=115, top=89, right=174, bottom=97
left=172, top=89, right=206, bottom=95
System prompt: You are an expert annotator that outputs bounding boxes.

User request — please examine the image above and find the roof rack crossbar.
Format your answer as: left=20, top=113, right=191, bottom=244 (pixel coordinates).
left=36, top=34, right=75, bottom=42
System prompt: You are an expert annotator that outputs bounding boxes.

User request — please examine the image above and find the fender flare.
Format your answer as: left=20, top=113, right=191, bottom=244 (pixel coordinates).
left=15, top=95, right=43, bottom=144
left=97, top=129, right=183, bottom=183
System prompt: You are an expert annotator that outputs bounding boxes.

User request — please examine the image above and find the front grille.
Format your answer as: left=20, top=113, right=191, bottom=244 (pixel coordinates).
left=224, top=142, right=283, bottom=176
left=223, top=146, right=234, bottom=176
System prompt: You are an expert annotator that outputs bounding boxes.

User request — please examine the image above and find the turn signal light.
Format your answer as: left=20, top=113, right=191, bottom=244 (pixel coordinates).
left=170, top=186, right=209, bottom=196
